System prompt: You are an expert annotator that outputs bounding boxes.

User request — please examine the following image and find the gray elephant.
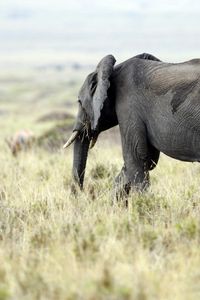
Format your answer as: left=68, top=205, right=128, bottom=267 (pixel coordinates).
left=64, top=52, right=200, bottom=197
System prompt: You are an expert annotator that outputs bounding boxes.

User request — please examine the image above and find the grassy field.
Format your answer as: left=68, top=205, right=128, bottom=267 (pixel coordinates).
left=0, top=67, right=200, bottom=300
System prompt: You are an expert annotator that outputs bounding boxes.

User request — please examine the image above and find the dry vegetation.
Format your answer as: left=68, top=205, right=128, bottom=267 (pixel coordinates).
left=0, top=67, right=200, bottom=300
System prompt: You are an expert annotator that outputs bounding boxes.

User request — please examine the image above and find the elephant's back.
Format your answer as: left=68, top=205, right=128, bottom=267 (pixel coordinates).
left=146, top=60, right=200, bottom=96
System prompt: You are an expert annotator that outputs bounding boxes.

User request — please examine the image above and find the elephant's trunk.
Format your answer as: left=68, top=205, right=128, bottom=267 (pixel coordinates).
left=72, top=133, right=90, bottom=189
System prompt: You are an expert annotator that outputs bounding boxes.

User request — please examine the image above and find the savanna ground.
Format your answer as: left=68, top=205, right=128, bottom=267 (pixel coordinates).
left=0, top=65, right=200, bottom=300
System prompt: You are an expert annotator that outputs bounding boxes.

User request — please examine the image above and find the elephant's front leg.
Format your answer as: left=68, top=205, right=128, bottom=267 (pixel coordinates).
left=123, top=145, right=150, bottom=193
left=116, top=123, right=150, bottom=198
left=125, top=159, right=150, bottom=191
left=113, top=161, right=149, bottom=201
left=114, top=165, right=131, bottom=201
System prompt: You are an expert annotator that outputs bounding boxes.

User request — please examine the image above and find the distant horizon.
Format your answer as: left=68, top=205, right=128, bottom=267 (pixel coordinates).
left=1, top=0, right=200, bottom=68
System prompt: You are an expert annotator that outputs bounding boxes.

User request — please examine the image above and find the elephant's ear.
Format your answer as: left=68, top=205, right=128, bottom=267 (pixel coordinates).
left=92, top=55, right=116, bottom=131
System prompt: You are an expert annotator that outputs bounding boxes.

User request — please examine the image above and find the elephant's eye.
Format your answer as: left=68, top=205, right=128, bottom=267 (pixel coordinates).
left=78, top=98, right=82, bottom=105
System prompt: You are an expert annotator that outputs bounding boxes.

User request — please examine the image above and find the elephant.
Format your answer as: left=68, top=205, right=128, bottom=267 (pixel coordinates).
left=64, top=52, right=200, bottom=197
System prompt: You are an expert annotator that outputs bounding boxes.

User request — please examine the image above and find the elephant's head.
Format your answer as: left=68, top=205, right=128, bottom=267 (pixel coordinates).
left=64, top=55, right=116, bottom=189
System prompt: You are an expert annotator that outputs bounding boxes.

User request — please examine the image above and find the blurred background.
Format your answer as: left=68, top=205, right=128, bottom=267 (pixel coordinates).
left=1, top=0, right=200, bottom=70
left=1, top=0, right=200, bottom=150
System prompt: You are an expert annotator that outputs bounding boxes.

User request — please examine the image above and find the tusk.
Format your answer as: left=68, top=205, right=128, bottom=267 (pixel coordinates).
left=63, top=131, right=79, bottom=149
left=90, top=137, right=97, bottom=149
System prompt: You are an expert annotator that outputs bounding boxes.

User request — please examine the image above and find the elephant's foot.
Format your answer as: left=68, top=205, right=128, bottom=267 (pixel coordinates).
left=113, top=165, right=150, bottom=204
left=113, top=166, right=130, bottom=204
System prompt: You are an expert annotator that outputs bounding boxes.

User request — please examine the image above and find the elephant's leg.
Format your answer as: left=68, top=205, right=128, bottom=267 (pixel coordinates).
left=119, top=122, right=151, bottom=193
left=114, top=165, right=131, bottom=200
left=125, top=159, right=150, bottom=192
left=113, top=155, right=150, bottom=201
left=114, top=144, right=160, bottom=201
left=113, top=160, right=149, bottom=202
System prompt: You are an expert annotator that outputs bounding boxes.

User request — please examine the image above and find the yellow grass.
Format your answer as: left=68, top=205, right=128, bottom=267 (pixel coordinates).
left=0, top=68, right=199, bottom=300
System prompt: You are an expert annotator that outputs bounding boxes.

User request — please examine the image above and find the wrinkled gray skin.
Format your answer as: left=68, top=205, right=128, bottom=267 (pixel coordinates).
left=69, top=52, right=200, bottom=198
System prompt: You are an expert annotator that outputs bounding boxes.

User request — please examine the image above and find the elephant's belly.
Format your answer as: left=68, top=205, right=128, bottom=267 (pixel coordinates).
left=161, top=148, right=200, bottom=162
left=149, top=126, right=200, bottom=162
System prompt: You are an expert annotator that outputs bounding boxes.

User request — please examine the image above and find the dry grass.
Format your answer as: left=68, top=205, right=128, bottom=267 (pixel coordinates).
left=0, top=68, right=200, bottom=300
